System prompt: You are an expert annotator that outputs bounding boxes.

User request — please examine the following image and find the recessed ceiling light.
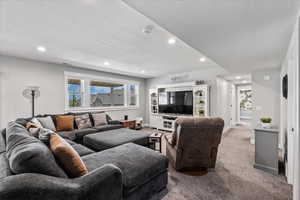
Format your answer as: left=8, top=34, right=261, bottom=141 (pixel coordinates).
left=168, top=38, right=176, bottom=45
left=104, top=61, right=110, bottom=66
left=37, top=46, right=46, bottom=52
left=200, top=57, right=206, bottom=62
left=235, top=76, right=241, bottom=80
left=141, top=70, right=145, bottom=73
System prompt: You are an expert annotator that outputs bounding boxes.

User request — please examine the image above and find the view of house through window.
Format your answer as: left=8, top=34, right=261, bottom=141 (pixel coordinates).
left=66, top=75, right=138, bottom=109
left=90, top=81, right=125, bottom=107
left=68, top=79, right=82, bottom=107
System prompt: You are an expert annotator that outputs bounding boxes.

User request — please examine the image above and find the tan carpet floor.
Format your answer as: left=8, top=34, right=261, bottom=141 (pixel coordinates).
left=145, top=126, right=292, bottom=200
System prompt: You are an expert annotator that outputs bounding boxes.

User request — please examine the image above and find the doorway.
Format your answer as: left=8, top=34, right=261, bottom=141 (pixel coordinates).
left=237, top=85, right=252, bottom=125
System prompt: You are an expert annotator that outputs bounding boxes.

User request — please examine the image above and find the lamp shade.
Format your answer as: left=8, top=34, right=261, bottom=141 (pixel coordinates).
left=22, top=86, right=40, bottom=99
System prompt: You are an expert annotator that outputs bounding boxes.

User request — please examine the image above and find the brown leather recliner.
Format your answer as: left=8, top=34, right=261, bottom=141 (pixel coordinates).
left=165, top=117, right=224, bottom=171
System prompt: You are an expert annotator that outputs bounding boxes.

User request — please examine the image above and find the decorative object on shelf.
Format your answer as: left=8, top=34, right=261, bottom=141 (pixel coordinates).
left=22, top=86, right=40, bottom=117
left=198, top=109, right=205, bottom=116
left=260, top=117, right=272, bottom=128
left=199, top=100, right=205, bottom=104
left=194, top=90, right=203, bottom=96
left=124, top=115, right=128, bottom=120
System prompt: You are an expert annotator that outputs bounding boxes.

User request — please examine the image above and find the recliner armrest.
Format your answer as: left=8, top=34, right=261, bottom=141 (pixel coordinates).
left=0, top=164, right=123, bottom=200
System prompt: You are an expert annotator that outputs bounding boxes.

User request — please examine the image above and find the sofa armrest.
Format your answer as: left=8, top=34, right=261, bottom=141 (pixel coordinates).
left=0, top=164, right=123, bottom=200
left=108, top=120, right=122, bottom=125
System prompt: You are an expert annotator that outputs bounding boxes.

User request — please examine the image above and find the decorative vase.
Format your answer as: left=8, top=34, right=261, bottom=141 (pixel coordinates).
left=261, top=122, right=271, bottom=129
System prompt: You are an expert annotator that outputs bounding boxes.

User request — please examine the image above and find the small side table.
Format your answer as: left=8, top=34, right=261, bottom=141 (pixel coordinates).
left=254, top=127, right=279, bottom=175
left=120, top=120, right=136, bottom=129
left=149, top=132, right=162, bottom=153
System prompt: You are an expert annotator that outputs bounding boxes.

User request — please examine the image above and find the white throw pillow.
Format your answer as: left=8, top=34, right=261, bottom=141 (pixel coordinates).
left=37, top=116, right=56, bottom=131
left=31, top=118, right=43, bottom=128
left=92, top=113, right=108, bottom=126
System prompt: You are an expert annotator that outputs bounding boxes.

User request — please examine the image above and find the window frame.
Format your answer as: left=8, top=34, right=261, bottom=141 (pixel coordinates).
left=64, top=72, right=139, bottom=112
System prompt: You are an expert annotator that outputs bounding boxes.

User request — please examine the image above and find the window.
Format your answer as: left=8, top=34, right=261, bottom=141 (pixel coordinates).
left=90, top=81, right=125, bottom=107
left=127, top=84, right=138, bottom=106
left=65, top=72, right=139, bottom=110
left=67, top=79, right=82, bottom=107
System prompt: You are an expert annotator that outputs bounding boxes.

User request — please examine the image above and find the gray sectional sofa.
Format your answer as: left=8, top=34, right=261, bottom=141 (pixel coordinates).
left=0, top=112, right=169, bottom=200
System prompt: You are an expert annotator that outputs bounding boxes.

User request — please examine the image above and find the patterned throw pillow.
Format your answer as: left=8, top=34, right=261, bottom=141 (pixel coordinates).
left=92, top=113, right=108, bottom=126
left=75, top=114, right=92, bottom=129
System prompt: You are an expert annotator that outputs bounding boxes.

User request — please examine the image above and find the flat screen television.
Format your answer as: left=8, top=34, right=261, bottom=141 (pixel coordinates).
left=158, top=90, right=193, bottom=115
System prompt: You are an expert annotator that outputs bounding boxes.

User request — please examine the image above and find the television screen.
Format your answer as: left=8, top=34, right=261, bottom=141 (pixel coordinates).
left=158, top=91, right=193, bottom=115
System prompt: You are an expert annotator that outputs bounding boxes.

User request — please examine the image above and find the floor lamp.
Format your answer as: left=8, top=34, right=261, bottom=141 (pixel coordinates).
left=23, top=86, right=40, bottom=117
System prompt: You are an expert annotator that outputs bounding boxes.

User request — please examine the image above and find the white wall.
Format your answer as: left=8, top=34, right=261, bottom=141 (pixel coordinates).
left=251, top=68, right=281, bottom=128
left=0, top=55, right=147, bottom=128
left=216, top=77, right=232, bottom=129
left=145, top=67, right=229, bottom=124
left=280, top=15, right=300, bottom=199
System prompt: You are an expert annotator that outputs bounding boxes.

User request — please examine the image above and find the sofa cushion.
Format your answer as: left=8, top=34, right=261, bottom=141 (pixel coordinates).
left=50, top=134, right=88, bottom=178
left=37, top=116, right=56, bottom=131
left=92, top=112, right=108, bottom=126
left=65, top=139, right=95, bottom=156
left=0, top=153, right=12, bottom=179
left=6, top=122, right=68, bottom=178
left=57, top=128, right=98, bottom=141
left=56, top=115, right=74, bottom=131
left=94, top=124, right=123, bottom=132
left=82, top=143, right=168, bottom=196
left=0, top=129, right=6, bottom=153
left=75, top=114, right=92, bottom=129
left=83, top=128, right=150, bottom=151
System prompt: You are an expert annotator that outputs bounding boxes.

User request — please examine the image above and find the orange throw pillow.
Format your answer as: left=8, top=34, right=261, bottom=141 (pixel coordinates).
left=56, top=115, right=74, bottom=131
left=50, top=134, right=88, bottom=178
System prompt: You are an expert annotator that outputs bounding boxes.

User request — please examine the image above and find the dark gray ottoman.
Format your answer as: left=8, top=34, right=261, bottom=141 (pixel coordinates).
left=83, top=128, right=150, bottom=151
left=82, top=143, right=168, bottom=200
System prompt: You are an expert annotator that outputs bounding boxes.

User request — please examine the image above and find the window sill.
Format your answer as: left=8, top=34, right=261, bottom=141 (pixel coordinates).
left=65, top=106, right=139, bottom=113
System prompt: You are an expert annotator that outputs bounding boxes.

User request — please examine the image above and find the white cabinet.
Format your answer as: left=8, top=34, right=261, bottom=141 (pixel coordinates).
left=149, top=84, right=210, bottom=131
left=193, top=85, right=210, bottom=117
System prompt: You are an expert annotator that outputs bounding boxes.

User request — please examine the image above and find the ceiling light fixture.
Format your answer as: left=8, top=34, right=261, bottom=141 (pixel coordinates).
left=141, top=70, right=145, bottom=73
left=235, top=76, right=242, bottom=80
left=200, top=57, right=206, bottom=62
left=242, top=80, right=248, bottom=84
left=37, top=46, right=46, bottom=52
left=104, top=61, right=110, bottom=66
left=168, top=38, right=176, bottom=45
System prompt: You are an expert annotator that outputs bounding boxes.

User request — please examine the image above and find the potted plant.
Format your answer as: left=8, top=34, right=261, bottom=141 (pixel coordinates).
left=260, top=117, right=272, bottom=128
left=198, top=109, right=205, bottom=116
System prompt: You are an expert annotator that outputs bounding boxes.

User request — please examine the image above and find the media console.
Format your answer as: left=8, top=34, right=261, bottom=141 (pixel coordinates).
left=149, top=82, right=210, bottom=131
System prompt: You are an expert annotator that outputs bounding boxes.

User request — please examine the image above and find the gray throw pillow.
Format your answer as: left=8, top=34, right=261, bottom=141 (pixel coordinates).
left=39, top=128, right=55, bottom=144
left=75, top=114, right=92, bottom=129
left=6, top=121, right=67, bottom=178
left=37, top=116, right=56, bottom=131
left=92, top=113, right=108, bottom=126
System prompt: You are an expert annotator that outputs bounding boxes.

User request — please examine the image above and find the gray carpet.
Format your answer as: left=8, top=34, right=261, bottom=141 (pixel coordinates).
left=147, top=127, right=292, bottom=200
